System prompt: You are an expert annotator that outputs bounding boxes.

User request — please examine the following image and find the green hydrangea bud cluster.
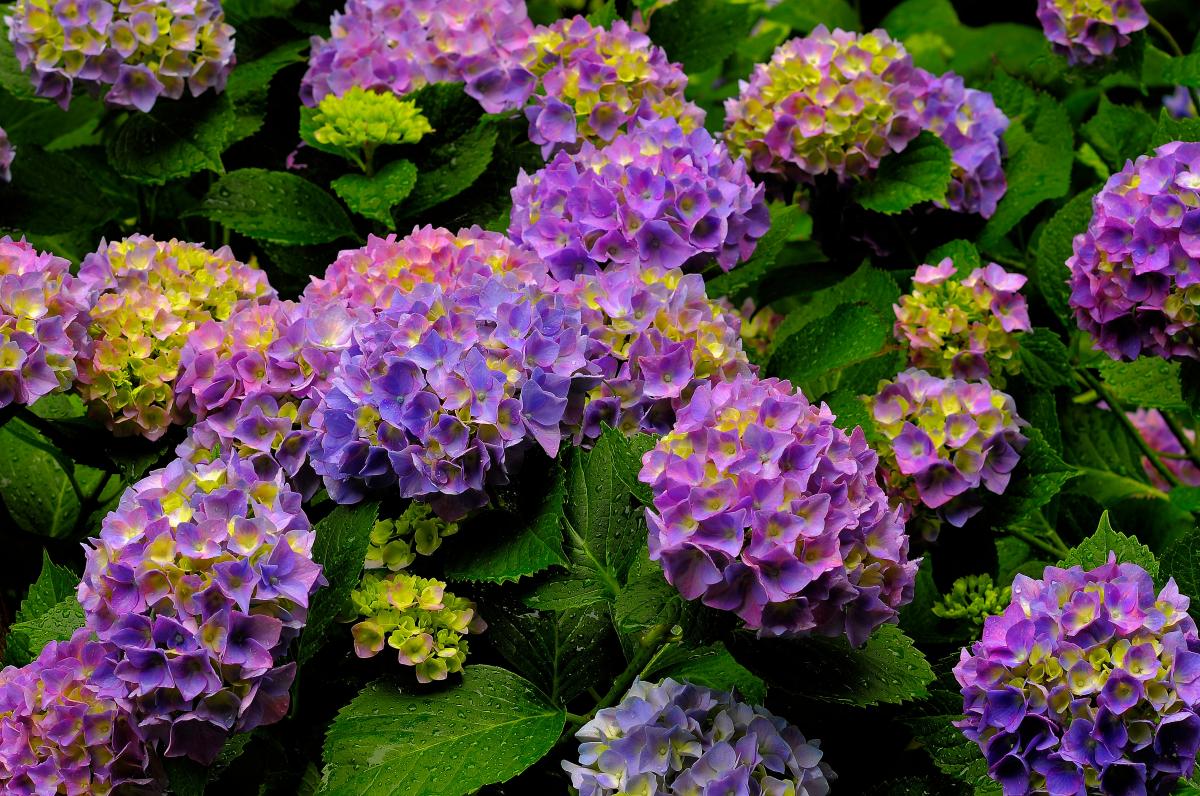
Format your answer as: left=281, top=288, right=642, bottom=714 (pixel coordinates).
left=312, top=86, right=433, bottom=153
left=364, top=502, right=459, bottom=572
left=348, top=570, right=485, bottom=683
left=932, top=573, right=1011, bottom=629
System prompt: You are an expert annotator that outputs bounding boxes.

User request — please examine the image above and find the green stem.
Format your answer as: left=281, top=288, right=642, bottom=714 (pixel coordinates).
left=1162, top=411, right=1200, bottom=471
left=1003, top=522, right=1070, bottom=560
left=1077, top=369, right=1182, bottom=488
left=1147, top=13, right=1200, bottom=111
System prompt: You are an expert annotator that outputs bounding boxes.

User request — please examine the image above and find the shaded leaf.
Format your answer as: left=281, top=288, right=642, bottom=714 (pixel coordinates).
left=645, top=643, right=766, bottom=705
left=332, top=160, right=419, bottom=225
left=650, top=0, right=754, bottom=74
left=196, top=168, right=356, bottom=245
left=853, top=132, right=953, bottom=214
left=106, top=93, right=235, bottom=184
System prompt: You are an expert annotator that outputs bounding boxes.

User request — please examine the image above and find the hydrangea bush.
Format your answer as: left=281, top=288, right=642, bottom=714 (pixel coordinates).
left=6, top=1, right=1200, bottom=794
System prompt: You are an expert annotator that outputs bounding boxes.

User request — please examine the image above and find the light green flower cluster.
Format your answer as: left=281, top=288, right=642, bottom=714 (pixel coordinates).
left=932, top=573, right=1011, bottom=629
left=349, top=571, right=485, bottom=683
left=312, top=86, right=433, bottom=151
left=364, top=502, right=459, bottom=572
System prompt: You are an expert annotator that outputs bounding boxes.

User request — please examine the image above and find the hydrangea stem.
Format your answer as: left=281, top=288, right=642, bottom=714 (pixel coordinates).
left=1077, top=369, right=1182, bottom=489
left=1147, top=13, right=1200, bottom=111
left=1003, top=519, right=1070, bottom=560
left=1161, top=410, right=1200, bottom=472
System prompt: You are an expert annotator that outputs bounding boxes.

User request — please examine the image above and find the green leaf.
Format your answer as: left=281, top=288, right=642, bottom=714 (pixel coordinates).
left=1165, top=526, right=1200, bottom=617
left=196, top=168, right=356, bottom=246
left=853, top=132, right=953, bottom=214
left=738, top=625, right=934, bottom=707
left=442, top=462, right=568, bottom=584
left=1150, top=107, right=1200, bottom=148
left=926, top=239, right=981, bottom=272
left=1081, top=97, right=1154, bottom=169
left=984, top=428, right=1078, bottom=527
left=164, top=759, right=209, bottom=796
left=1142, top=47, right=1200, bottom=88
left=649, top=0, right=755, bottom=74
left=0, top=419, right=108, bottom=538
left=772, top=264, right=901, bottom=344
left=599, top=425, right=656, bottom=507
left=704, top=203, right=808, bottom=302
left=106, top=93, right=236, bottom=185
left=765, top=0, right=859, bottom=32
left=399, top=121, right=498, bottom=219
left=3, top=146, right=130, bottom=234
left=4, top=595, right=85, bottom=666
left=1061, top=404, right=1166, bottom=505
left=1058, top=510, right=1160, bottom=576
left=1017, top=329, right=1074, bottom=389
left=1171, top=487, right=1200, bottom=513
left=1097, top=358, right=1187, bottom=412
left=768, top=302, right=899, bottom=399
left=613, top=547, right=681, bottom=642
left=1033, top=189, right=1099, bottom=327
left=320, top=666, right=565, bottom=796
left=644, top=643, right=766, bottom=705
left=14, top=551, right=78, bottom=625
left=332, top=160, right=419, bottom=225
left=226, top=40, right=309, bottom=142
left=585, top=0, right=617, bottom=26
left=298, top=501, right=380, bottom=665
left=907, top=691, right=999, bottom=793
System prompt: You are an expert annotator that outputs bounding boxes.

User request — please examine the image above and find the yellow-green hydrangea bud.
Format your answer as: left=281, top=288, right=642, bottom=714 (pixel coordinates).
left=932, top=573, right=1011, bottom=629
left=364, top=502, right=459, bottom=571
left=312, top=87, right=433, bottom=150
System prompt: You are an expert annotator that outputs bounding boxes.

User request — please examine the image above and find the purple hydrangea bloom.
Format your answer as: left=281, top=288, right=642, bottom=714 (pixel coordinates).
left=0, top=628, right=160, bottom=795
left=955, top=557, right=1200, bottom=795
left=563, top=678, right=834, bottom=796
left=6, top=0, right=235, bottom=111
left=1165, top=86, right=1195, bottom=120
left=0, top=126, right=13, bottom=182
left=509, top=117, right=768, bottom=278
left=1068, top=141, right=1200, bottom=361
left=1128, top=408, right=1200, bottom=490
left=523, top=16, right=704, bottom=157
left=300, top=0, right=535, bottom=112
left=723, top=26, right=923, bottom=182
left=1036, top=0, right=1149, bottom=65
left=870, top=368, right=1028, bottom=531
left=0, top=236, right=93, bottom=408
left=639, top=375, right=918, bottom=646
left=78, top=454, right=322, bottom=764
left=911, top=69, right=1009, bottom=218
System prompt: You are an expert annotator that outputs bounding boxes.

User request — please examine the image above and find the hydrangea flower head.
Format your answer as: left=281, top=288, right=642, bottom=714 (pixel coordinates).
left=0, top=628, right=159, bottom=795
left=894, top=258, right=1031, bottom=381
left=77, top=236, right=274, bottom=440
left=311, top=86, right=433, bottom=149
left=0, top=126, right=13, bottom=182
left=348, top=570, right=484, bottom=683
left=955, top=557, right=1200, bottom=795
left=1036, top=0, right=1148, bottom=65
left=523, top=16, right=704, bottom=157
left=933, top=573, right=1011, bottom=630
left=1068, top=141, right=1200, bottom=361
left=365, top=501, right=459, bottom=571
left=912, top=70, right=1009, bottom=218
left=723, top=26, right=922, bottom=182
left=639, top=375, right=918, bottom=646
left=870, top=369, right=1028, bottom=529
left=0, top=236, right=93, bottom=408
left=509, top=117, right=768, bottom=278
left=563, top=678, right=834, bottom=796
left=300, top=0, right=535, bottom=112
left=78, top=454, right=322, bottom=763
left=6, top=0, right=235, bottom=111
left=1128, top=408, right=1200, bottom=490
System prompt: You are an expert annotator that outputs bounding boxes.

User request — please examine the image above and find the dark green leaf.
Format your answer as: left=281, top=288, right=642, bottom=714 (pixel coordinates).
left=196, top=168, right=356, bottom=245
left=705, top=203, right=808, bottom=302
left=106, top=93, right=236, bottom=185
left=4, top=595, right=85, bottom=666
left=0, top=419, right=108, bottom=538
left=585, top=0, right=617, bottom=26
left=1163, top=525, right=1200, bottom=616
left=320, top=666, right=565, bottom=795
left=983, top=428, right=1077, bottom=528
left=765, top=0, right=859, bottom=32
left=1150, top=107, right=1200, bottom=148
left=1081, top=97, right=1154, bottom=169
left=907, top=691, right=999, bottom=793
left=853, top=132, right=953, bottom=214
left=645, top=643, right=767, bottom=705
left=613, top=547, right=680, bottom=642
left=1032, top=189, right=1099, bottom=327
left=1017, top=328, right=1074, bottom=389
left=768, top=302, right=899, bottom=398
left=650, top=0, right=754, bottom=74
left=332, top=160, right=419, bottom=225
left=399, top=121, right=498, bottom=218
left=14, top=550, right=78, bottom=625
left=1058, top=510, right=1160, bottom=576
left=1097, top=358, right=1187, bottom=412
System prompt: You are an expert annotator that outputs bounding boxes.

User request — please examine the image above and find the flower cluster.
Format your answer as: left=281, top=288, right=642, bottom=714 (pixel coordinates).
left=932, top=573, right=1011, bottom=630
left=310, top=86, right=433, bottom=150
left=562, top=678, right=834, bottom=796
left=893, top=258, right=1031, bottom=382
left=509, top=117, right=768, bottom=278
left=723, top=26, right=922, bottom=182
left=0, top=628, right=159, bottom=795
left=348, top=570, right=484, bottom=683
left=639, top=375, right=917, bottom=646
left=310, top=274, right=591, bottom=519
left=0, top=236, right=92, bottom=408
left=77, top=236, right=274, bottom=440
left=870, top=368, right=1027, bottom=529
left=912, top=70, right=1009, bottom=218
left=300, top=0, right=535, bottom=112
left=955, top=557, right=1200, bottom=795
left=364, top=501, right=459, bottom=571
left=0, top=126, right=12, bottom=182
left=77, top=455, right=322, bottom=763
left=1068, top=141, right=1200, bottom=361
left=523, top=16, right=704, bottom=157
left=558, top=266, right=753, bottom=442
left=1128, top=408, right=1200, bottom=490
left=6, top=0, right=235, bottom=112
left=304, top=226, right=549, bottom=313
left=1036, top=0, right=1148, bottom=65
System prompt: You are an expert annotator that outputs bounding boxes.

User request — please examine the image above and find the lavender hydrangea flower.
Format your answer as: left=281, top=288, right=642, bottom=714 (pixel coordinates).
left=0, top=126, right=13, bottom=182
left=509, top=117, right=768, bottom=278
left=1036, top=0, right=1149, bottom=65
left=6, top=0, right=235, bottom=111
left=76, top=236, right=274, bottom=440
left=563, top=678, right=834, bottom=796
left=639, top=375, right=918, bottom=646
left=0, top=236, right=93, bottom=408
left=78, top=454, right=322, bottom=764
left=0, top=628, right=160, bottom=795
left=912, top=69, right=1009, bottom=218
left=1165, top=86, right=1196, bottom=119
left=955, top=557, right=1200, bottom=795
left=894, top=258, right=1031, bottom=382
left=300, top=0, right=535, bottom=113
left=522, top=16, right=704, bottom=157
left=723, top=26, right=922, bottom=182
left=348, top=570, right=484, bottom=683
left=1128, top=408, right=1200, bottom=490
left=1068, top=141, right=1200, bottom=361
left=870, top=368, right=1028, bottom=531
